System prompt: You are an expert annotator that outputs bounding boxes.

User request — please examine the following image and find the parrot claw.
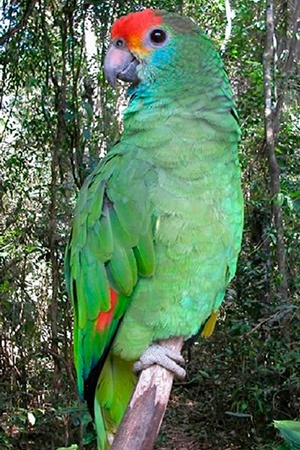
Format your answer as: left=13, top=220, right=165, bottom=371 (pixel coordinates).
left=133, top=343, right=186, bottom=379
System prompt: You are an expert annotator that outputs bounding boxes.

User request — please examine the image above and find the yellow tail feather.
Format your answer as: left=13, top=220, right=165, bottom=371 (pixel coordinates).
left=201, top=310, right=219, bottom=338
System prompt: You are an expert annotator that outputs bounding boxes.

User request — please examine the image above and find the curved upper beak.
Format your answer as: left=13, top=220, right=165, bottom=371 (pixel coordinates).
left=104, top=44, right=140, bottom=88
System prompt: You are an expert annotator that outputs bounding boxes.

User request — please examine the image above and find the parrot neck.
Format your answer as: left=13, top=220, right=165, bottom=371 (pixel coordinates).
left=120, top=68, right=240, bottom=174
left=123, top=77, right=237, bottom=143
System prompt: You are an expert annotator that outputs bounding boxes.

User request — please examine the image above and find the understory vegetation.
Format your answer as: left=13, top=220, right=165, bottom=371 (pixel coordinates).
left=0, top=0, right=299, bottom=448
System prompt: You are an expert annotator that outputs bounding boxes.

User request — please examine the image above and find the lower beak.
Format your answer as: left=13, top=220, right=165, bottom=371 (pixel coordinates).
left=104, top=45, right=139, bottom=88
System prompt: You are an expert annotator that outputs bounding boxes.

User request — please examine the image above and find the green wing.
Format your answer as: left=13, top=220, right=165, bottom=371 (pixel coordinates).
left=65, top=148, right=155, bottom=399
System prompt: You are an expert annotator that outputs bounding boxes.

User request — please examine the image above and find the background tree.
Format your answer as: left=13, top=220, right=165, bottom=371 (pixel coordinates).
left=0, top=0, right=299, bottom=448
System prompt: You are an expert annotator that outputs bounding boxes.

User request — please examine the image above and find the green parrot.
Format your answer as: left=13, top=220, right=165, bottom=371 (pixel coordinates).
left=65, top=8, right=243, bottom=449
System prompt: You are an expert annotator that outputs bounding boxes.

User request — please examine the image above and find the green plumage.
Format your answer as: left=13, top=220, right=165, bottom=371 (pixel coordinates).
left=65, top=9, right=243, bottom=449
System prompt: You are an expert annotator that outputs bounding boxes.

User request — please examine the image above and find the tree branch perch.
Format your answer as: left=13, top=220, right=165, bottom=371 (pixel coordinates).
left=111, top=337, right=184, bottom=450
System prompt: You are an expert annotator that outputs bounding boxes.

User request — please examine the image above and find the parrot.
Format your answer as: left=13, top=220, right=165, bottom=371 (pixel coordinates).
left=65, top=8, right=243, bottom=449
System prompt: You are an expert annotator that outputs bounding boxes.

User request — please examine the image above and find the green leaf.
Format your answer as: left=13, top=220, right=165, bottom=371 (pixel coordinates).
left=275, top=192, right=285, bottom=207
left=274, top=421, right=300, bottom=449
left=286, top=196, right=294, bottom=211
left=56, top=446, right=78, bottom=450
left=82, top=101, right=93, bottom=120
left=83, top=127, right=91, bottom=140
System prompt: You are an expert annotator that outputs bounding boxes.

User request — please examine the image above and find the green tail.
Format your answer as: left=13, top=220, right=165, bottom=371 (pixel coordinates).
left=94, top=353, right=136, bottom=449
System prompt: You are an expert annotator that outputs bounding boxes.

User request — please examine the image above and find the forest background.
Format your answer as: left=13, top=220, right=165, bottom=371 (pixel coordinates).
left=0, top=0, right=299, bottom=449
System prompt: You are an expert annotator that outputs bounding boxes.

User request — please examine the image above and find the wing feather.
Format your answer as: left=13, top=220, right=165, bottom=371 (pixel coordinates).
left=65, top=151, right=155, bottom=398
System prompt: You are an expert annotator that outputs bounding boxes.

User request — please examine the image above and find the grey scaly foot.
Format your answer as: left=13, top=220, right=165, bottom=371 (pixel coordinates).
left=133, top=343, right=186, bottom=379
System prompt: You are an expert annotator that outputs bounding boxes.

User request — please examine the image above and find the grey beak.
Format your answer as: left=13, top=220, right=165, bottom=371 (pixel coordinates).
left=104, top=44, right=140, bottom=88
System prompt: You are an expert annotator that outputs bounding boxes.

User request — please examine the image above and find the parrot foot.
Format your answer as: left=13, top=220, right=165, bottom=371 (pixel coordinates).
left=133, top=343, right=186, bottom=379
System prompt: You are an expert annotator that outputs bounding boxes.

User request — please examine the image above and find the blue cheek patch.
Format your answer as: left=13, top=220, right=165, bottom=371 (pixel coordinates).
left=126, top=43, right=176, bottom=101
left=150, top=44, right=175, bottom=67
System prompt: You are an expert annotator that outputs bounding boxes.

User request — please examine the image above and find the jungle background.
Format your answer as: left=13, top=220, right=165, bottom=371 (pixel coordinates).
left=0, top=0, right=299, bottom=448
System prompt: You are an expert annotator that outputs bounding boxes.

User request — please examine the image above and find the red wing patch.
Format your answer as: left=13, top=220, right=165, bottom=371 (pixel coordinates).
left=96, top=288, right=118, bottom=332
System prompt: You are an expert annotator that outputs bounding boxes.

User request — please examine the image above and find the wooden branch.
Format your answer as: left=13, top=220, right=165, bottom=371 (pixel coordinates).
left=111, top=337, right=184, bottom=450
left=0, top=0, right=38, bottom=46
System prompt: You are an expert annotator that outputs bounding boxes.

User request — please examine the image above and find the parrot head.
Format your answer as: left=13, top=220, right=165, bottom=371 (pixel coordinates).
left=104, top=8, right=202, bottom=89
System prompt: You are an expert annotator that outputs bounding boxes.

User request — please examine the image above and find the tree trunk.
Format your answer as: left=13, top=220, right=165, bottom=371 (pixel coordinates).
left=263, top=0, right=288, bottom=301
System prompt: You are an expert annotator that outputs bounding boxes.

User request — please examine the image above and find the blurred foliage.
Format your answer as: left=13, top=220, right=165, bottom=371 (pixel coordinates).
left=0, top=0, right=299, bottom=448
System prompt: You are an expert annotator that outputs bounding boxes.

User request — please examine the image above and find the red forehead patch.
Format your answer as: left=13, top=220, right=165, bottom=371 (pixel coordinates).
left=111, top=9, right=162, bottom=50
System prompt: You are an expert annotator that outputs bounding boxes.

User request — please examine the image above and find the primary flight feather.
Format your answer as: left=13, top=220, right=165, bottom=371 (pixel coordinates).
left=65, top=8, right=243, bottom=449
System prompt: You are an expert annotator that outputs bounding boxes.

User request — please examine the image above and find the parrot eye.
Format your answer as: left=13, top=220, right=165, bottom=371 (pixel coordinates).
left=148, top=28, right=168, bottom=46
left=115, top=38, right=125, bottom=48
